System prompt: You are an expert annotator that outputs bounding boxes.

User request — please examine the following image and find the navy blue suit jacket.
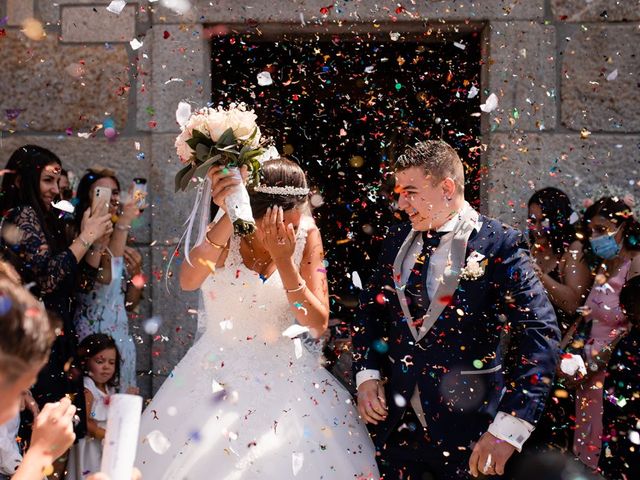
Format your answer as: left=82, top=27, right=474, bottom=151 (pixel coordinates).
left=352, top=215, right=561, bottom=454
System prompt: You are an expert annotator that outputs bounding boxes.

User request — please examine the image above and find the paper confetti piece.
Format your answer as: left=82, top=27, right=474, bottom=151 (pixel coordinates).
left=106, top=0, right=127, bottom=14
left=130, top=38, right=144, bottom=50
left=51, top=200, right=75, bottom=213
left=175, top=101, right=192, bottom=127
left=282, top=324, right=310, bottom=338
left=257, top=71, right=273, bottom=86
left=480, top=93, right=498, bottom=113
left=292, top=452, right=304, bottom=476
left=352, top=271, right=363, bottom=289
left=146, top=430, right=171, bottom=455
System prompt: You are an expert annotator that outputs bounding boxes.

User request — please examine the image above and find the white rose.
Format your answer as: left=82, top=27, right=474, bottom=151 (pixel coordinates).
left=206, top=108, right=229, bottom=141
left=226, top=107, right=260, bottom=144
left=185, top=110, right=210, bottom=138
left=175, top=128, right=194, bottom=164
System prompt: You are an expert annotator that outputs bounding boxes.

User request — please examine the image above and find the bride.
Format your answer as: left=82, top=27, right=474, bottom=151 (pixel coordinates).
left=136, top=158, right=379, bottom=479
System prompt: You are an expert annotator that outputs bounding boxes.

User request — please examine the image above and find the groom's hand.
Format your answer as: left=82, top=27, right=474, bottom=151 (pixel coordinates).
left=468, top=432, right=516, bottom=477
left=356, top=379, right=388, bottom=425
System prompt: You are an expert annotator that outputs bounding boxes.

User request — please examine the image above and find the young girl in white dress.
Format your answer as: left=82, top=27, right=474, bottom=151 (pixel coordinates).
left=136, top=158, right=378, bottom=479
left=66, top=334, right=120, bottom=479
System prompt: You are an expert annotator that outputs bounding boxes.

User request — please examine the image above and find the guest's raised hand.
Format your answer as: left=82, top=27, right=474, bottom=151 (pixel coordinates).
left=356, top=379, right=388, bottom=425
left=124, top=246, right=143, bottom=278
left=259, top=206, right=296, bottom=262
left=208, top=164, right=249, bottom=213
left=29, top=397, right=76, bottom=460
left=118, top=187, right=141, bottom=225
left=81, top=208, right=113, bottom=244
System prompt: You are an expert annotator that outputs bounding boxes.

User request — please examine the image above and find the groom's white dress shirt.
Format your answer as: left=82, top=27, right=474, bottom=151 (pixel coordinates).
left=355, top=202, right=534, bottom=451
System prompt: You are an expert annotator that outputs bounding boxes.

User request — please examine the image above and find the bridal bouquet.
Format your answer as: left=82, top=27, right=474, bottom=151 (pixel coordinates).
left=174, top=103, right=264, bottom=235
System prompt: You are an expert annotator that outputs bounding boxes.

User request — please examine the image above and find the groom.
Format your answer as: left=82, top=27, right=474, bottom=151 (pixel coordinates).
left=352, top=140, right=560, bottom=479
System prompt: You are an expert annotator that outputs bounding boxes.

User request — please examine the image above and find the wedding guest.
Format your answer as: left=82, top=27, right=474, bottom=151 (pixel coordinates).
left=58, top=169, right=74, bottom=201
left=67, top=334, right=121, bottom=479
left=526, top=188, right=593, bottom=452
left=559, top=196, right=640, bottom=470
left=0, top=276, right=76, bottom=480
left=598, top=274, right=640, bottom=479
left=72, top=168, right=143, bottom=392
left=528, top=188, right=592, bottom=332
left=0, top=145, right=112, bottom=474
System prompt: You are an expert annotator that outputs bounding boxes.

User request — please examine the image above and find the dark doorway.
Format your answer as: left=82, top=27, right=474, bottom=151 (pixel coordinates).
left=210, top=28, right=482, bottom=350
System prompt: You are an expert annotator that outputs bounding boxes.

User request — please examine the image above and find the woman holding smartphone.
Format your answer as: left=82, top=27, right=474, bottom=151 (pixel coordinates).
left=72, top=167, right=145, bottom=393
left=0, top=145, right=113, bottom=476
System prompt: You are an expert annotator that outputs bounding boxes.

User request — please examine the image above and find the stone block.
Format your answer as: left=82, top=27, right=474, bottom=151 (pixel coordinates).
left=61, top=5, right=136, bottom=43
left=0, top=134, right=152, bottom=243
left=560, top=24, right=640, bottom=132
left=551, top=0, right=640, bottom=22
left=142, top=24, right=209, bottom=133
left=149, top=245, right=200, bottom=375
left=149, top=133, right=200, bottom=244
left=151, top=0, right=544, bottom=24
left=488, top=21, right=557, bottom=132
left=0, top=33, right=129, bottom=132
left=7, top=0, right=33, bottom=26
left=36, top=0, right=149, bottom=24
left=129, top=246, right=152, bottom=372
left=485, top=132, right=640, bottom=227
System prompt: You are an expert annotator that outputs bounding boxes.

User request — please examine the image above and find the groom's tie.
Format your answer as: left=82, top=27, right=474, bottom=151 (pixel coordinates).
left=405, top=231, right=445, bottom=328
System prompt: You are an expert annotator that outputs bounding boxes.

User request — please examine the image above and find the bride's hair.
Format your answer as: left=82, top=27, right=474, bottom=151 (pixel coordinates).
left=249, top=158, right=309, bottom=219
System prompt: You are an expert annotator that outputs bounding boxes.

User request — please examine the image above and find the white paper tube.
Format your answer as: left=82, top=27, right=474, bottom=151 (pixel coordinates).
left=224, top=166, right=256, bottom=235
left=100, top=394, right=143, bottom=480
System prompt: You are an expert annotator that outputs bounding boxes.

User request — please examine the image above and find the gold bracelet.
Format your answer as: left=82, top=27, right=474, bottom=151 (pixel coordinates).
left=284, top=280, right=306, bottom=294
left=78, top=236, right=92, bottom=249
left=204, top=233, right=226, bottom=250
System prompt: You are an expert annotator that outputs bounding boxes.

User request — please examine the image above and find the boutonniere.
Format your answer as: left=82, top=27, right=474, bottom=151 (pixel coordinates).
left=460, top=252, right=487, bottom=280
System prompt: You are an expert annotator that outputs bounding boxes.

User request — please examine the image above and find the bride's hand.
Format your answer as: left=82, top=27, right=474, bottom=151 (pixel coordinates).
left=208, top=164, right=249, bottom=213
left=259, top=206, right=296, bottom=262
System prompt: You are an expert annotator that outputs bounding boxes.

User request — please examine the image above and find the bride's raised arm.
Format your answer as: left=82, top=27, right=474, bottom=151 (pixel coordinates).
left=179, top=166, right=240, bottom=291
left=261, top=206, right=330, bottom=337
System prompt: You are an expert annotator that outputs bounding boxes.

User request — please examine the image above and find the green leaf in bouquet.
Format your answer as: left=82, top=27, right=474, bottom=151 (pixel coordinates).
left=175, top=163, right=194, bottom=193
left=180, top=164, right=197, bottom=191
left=186, top=128, right=213, bottom=151
left=195, top=143, right=214, bottom=163
left=193, top=155, right=219, bottom=180
left=247, top=127, right=260, bottom=144
left=216, top=127, right=236, bottom=148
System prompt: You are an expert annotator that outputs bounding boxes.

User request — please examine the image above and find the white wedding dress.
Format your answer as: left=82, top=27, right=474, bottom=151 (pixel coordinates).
left=136, top=216, right=379, bottom=479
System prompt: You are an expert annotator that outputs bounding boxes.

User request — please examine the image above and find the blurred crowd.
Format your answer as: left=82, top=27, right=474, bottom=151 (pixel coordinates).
left=1, top=145, right=145, bottom=479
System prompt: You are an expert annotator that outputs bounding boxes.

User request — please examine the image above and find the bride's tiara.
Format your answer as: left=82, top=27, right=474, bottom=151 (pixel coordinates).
left=253, top=185, right=310, bottom=196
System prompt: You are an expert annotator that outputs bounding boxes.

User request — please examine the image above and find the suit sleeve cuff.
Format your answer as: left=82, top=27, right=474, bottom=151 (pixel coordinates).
left=487, top=411, right=534, bottom=452
left=355, top=369, right=381, bottom=389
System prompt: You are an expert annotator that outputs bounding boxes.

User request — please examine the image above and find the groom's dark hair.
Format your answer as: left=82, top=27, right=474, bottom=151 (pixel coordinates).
left=393, top=139, right=465, bottom=196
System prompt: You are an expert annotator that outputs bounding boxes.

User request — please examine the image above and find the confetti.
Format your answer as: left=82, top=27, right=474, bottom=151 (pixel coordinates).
left=106, top=0, right=127, bottom=15
left=257, top=71, right=273, bottom=86
left=480, top=93, right=498, bottom=113
left=146, top=430, right=171, bottom=455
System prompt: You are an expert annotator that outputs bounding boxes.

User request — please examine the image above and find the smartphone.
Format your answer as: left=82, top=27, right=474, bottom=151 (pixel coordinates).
left=91, top=186, right=112, bottom=215
left=132, top=177, right=148, bottom=210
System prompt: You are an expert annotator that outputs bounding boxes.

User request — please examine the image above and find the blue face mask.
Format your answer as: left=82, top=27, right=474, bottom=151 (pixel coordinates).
left=590, top=230, right=621, bottom=259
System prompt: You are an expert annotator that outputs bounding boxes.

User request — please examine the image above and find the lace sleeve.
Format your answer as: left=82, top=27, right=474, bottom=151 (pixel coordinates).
left=10, top=207, right=78, bottom=294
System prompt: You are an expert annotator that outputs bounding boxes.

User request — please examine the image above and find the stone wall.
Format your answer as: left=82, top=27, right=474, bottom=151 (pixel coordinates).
left=1, top=0, right=638, bottom=396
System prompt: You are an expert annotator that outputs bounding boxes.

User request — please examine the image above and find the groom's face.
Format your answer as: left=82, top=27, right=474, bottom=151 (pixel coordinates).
left=395, top=166, right=449, bottom=231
